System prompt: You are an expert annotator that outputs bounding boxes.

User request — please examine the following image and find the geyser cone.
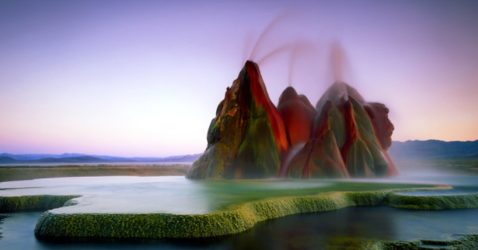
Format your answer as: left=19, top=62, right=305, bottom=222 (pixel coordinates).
left=364, top=102, right=398, bottom=175
left=277, top=86, right=317, bottom=176
left=282, top=99, right=349, bottom=178
left=277, top=86, right=316, bottom=147
left=187, top=61, right=288, bottom=179
left=316, top=81, right=365, bottom=112
left=283, top=82, right=397, bottom=178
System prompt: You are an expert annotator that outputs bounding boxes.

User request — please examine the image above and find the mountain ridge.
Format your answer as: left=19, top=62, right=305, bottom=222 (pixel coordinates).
left=389, top=139, right=478, bottom=159
left=0, top=153, right=201, bottom=164
left=2, top=139, right=476, bottom=164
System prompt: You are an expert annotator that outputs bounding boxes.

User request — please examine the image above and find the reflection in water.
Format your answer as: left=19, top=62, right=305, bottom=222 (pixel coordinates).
left=220, top=207, right=397, bottom=249
left=1, top=208, right=478, bottom=249
left=0, top=177, right=332, bottom=214
left=0, top=176, right=475, bottom=215
left=1, top=176, right=477, bottom=249
left=232, top=207, right=478, bottom=248
left=0, top=215, right=5, bottom=239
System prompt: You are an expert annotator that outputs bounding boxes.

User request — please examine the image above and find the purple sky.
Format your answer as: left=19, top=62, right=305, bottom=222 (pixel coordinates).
left=1, top=0, right=477, bottom=156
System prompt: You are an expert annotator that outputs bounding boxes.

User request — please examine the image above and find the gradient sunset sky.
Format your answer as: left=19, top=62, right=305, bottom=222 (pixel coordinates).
left=1, top=0, right=477, bottom=156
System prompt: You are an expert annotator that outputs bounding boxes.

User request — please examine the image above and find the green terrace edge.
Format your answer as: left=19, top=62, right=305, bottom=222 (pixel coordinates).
left=1, top=185, right=478, bottom=249
left=30, top=186, right=478, bottom=239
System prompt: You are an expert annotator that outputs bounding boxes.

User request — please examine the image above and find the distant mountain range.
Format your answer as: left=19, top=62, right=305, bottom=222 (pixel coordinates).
left=389, top=140, right=478, bottom=160
left=1, top=139, right=477, bottom=164
left=0, top=153, right=201, bottom=164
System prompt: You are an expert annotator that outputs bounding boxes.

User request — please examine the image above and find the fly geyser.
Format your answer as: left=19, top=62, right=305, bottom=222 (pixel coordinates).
left=187, top=61, right=289, bottom=179
left=187, top=61, right=397, bottom=179
left=282, top=82, right=397, bottom=178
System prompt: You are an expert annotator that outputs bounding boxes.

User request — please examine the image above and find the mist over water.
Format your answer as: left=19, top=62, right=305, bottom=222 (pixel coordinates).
left=392, top=158, right=475, bottom=179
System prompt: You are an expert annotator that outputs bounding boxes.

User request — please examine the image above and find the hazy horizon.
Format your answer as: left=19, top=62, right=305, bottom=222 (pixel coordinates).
left=2, top=139, right=477, bottom=158
left=1, top=0, right=477, bottom=157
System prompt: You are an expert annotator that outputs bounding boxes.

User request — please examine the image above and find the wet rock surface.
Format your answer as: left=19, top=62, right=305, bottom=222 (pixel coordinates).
left=188, top=62, right=397, bottom=179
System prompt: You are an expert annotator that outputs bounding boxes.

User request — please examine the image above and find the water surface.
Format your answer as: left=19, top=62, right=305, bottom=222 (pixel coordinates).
left=1, top=175, right=477, bottom=249
left=0, top=176, right=435, bottom=214
left=1, top=208, right=477, bottom=249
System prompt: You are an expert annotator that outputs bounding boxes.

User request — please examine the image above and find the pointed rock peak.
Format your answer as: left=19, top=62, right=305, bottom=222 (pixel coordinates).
left=278, top=86, right=299, bottom=105
left=316, top=82, right=365, bottom=112
left=278, top=87, right=314, bottom=113
left=237, top=60, right=274, bottom=108
left=241, top=60, right=261, bottom=83
left=190, top=59, right=396, bottom=179
left=244, top=60, right=258, bottom=69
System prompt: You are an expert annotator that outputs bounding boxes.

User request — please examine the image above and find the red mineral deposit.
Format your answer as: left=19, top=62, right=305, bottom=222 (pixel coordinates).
left=189, top=66, right=397, bottom=179
left=187, top=61, right=288, bottom=179
left=281, top=82, right=397, bottom=178
left=277, top=86, right=316, bottom=148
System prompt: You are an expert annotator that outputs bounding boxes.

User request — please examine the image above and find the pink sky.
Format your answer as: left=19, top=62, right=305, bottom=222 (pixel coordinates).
left=0, top=0, right=477, bottom=156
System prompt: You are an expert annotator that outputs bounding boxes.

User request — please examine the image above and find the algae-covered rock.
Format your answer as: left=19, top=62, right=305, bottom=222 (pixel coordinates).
left=282, top=82, right=397, bottom=178
left=35, top=185, right=478, bottom=240
left=187, top=61, right=288, bottom=179
left=189, top=64, right=397, bottom=179
left=282, top=100, right=349, bottom=178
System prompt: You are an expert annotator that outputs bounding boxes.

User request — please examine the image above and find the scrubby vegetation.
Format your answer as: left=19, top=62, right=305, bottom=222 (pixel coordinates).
left=0, top=164, right=189, bottom=182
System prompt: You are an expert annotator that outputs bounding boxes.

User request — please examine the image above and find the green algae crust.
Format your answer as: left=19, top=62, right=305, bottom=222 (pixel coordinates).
left=346, top=234, right=478, bottom=250
left=32, top=185, right=478, bottom=240
left=0, top=195, right=78, bottom=213
left=332, top=235, right=478, bottom=250
left=388, top=191, right=478, bottom=210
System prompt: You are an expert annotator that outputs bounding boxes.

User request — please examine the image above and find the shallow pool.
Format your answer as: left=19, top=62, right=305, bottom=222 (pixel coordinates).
left=1, top=207, right=478, bottom=249
left=1, top=175, right=478, bottom=248
left=0, top=176, right=436, bottom=214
